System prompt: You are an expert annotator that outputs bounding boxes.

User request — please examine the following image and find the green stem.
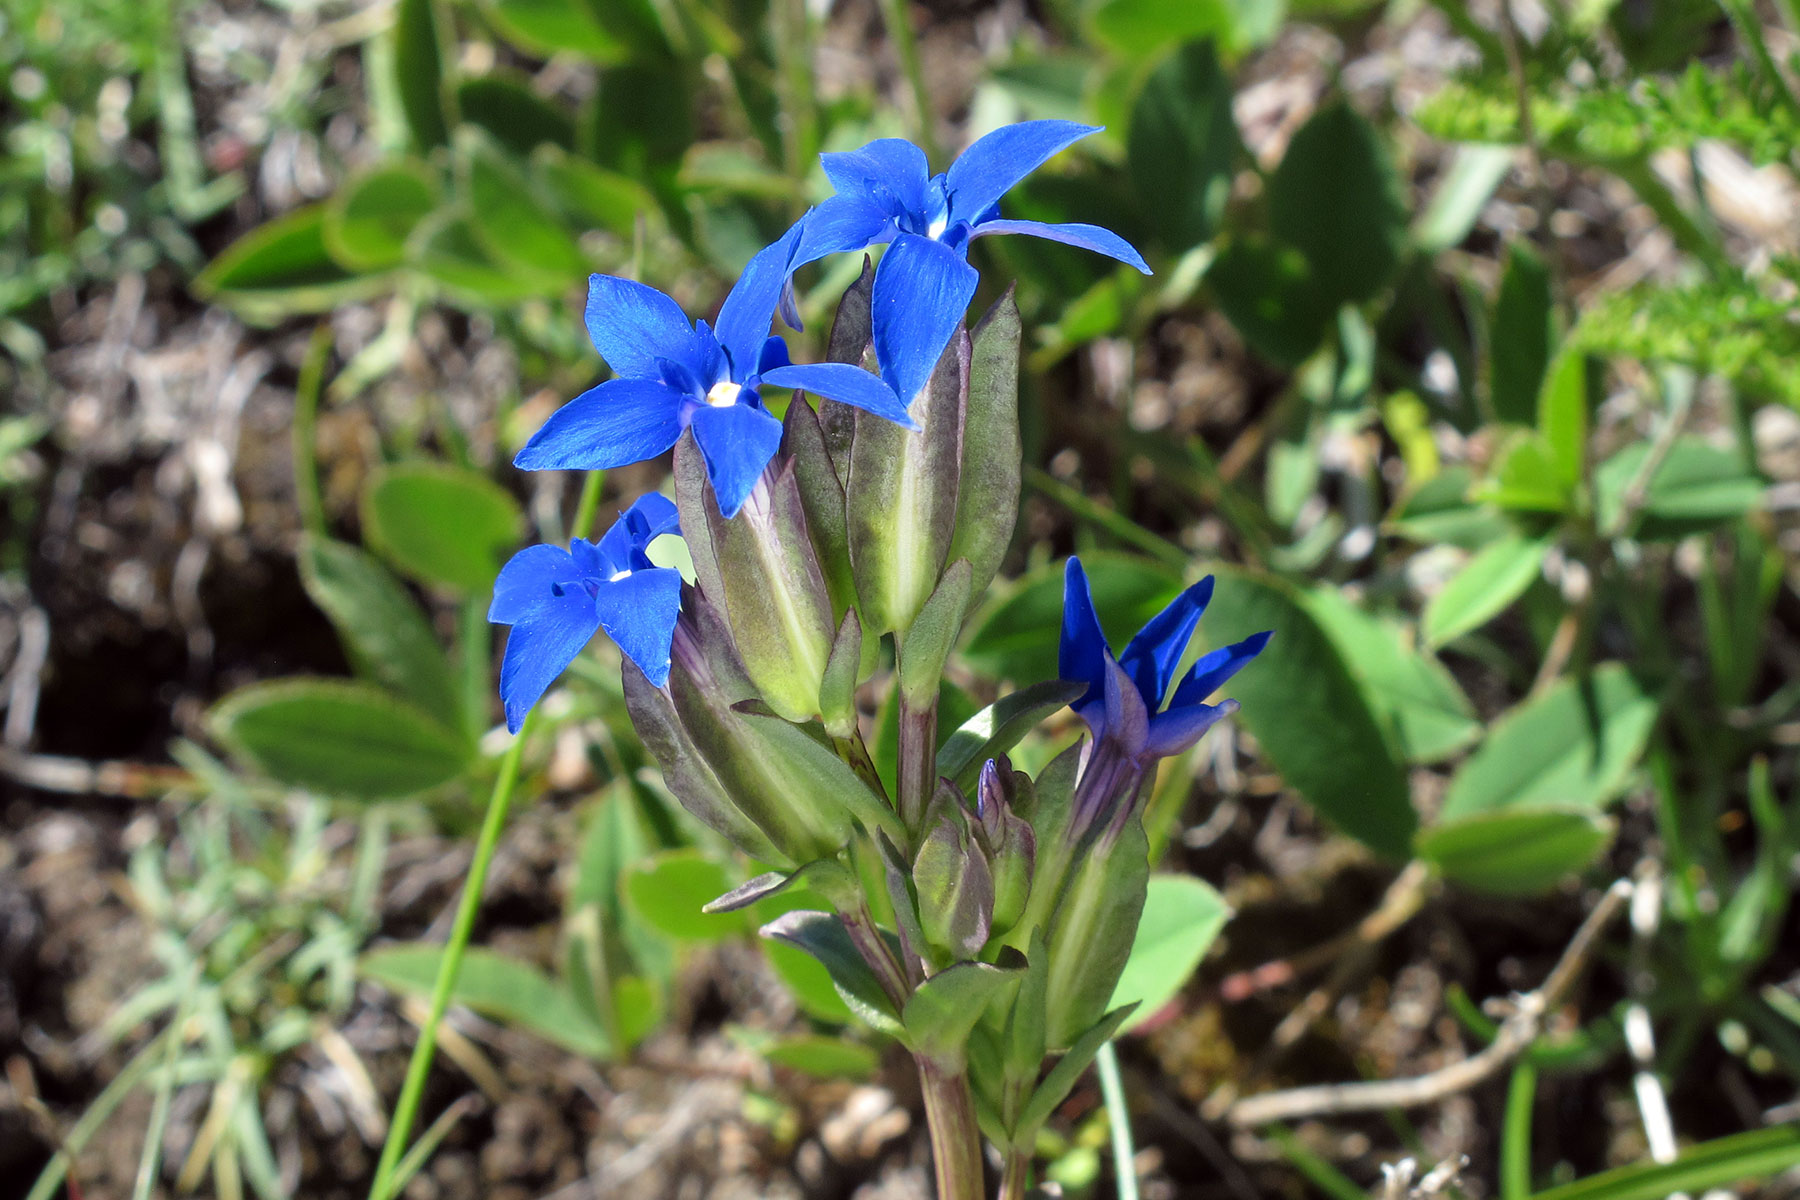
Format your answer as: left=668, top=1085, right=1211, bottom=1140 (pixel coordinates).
left=367, top=710, right=537, bottom=1200
left=998, top=1147, right=1033, bottom=1200
left=573, top=468, right=607, bottom=540
left=1096, top=1042, right=1140, bottom=1200
left=896, top=684, right=937, bottom=837
left=875, top=0, right=938, bottom=160
left=1500, top=1060, right=1538, bottom=1200
left=917, top=1057, right=985, bottom=1200
left=293, top=324, right=331, bottom=539
left=457, top=598, right=490, bottom=743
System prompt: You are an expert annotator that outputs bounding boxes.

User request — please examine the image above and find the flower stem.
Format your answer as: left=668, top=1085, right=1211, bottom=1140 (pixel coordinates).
left=367, top=711, right=536, bottom=1200
left=917, top=1057, right=985, bottom=1200
left=998, top=1147, right=1032, bottom=1200
left=1096, top=1041, right=1140, bottom=1200
left=874, top=0, right=938, bottom=160
left=897, top=688, right=937, bottom=837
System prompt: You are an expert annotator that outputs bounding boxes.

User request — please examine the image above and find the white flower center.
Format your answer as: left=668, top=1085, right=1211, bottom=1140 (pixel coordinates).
left=608, top=569, right=632, bottom=582
left=927, top=213, right=949, bottom=240
left=705, top=380, right=742, bottom=408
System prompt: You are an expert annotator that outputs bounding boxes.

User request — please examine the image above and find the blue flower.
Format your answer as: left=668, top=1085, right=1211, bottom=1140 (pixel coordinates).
left=763, top=122, right=1151, bottom=411
left=1059, top=556, right=1269, bottom=762
left=514, top=221, right=918, bottom=518
left=489, top=493, right=684, bottom=733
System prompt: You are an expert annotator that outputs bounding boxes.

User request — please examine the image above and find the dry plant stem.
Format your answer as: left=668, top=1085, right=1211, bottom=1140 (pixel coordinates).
left=1227, top=878, right=1632, bottom=1127
left=918, top=1057, right=986, bottom=1200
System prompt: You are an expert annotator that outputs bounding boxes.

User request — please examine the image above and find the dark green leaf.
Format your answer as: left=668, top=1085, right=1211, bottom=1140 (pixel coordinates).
left=1440, top=664, right=1659, bottom=820
left=1015, top=1003, right=1138, bottom=1137
left=210, top=679, right=471, bottom=800
left=361, top=461, right=523, bottom=593
left=1489, top=243, right=1555, bottom=425
left=1206, top=235, right=1331, bottom=367
left=762, top=1034, right=880, bottom=1079
left=761, top=910, right=903, bottom=1037
left=457, top=74, right=577, bottom=157
left=478, top=0, right=627, bottom=61
left=1595, top=436, right=1764, bottom=540
left=936, top=679, right=1087, bottom=791
left=296, top=536, right=462, bottom=730
left=193, top=205, right=377, bottom=317
left=1128, top=39, right=1239, bottom=251
left=1526, top=1123, right=1800, bottom=1200
left=1202, top=568, right=1418, bottom=859
left=393, top=0, right=451, bottom=151
left=360, top=945, right=611, bottom=1058
left=963, top=552, right=1183, bottom=684
left=459, top=133, right=586, bottom=281
left=324, top=163, right=439, bottom=272
left=412, top=212, right=554, bottom=304
left=1417, top=807, right=1614, bottom=896
left=1386, top=466, right=1513, bottom=549
left=904, top=959, right=1023, bottom=1069
left=1268, top=102, right=1407, bottom=305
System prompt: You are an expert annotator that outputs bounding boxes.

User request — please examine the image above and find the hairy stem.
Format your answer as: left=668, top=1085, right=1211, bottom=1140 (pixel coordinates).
left=917, top=1057, right=985, bottom=1200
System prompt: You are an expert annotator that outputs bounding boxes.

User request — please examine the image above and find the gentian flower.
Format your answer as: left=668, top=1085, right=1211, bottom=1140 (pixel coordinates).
left=1061, top=556, right=1269, bottom=764
left=489, top=493, right=684, bottom=733
left=764, top=122, right=1151, bottom=411
left=514, top=221, right=916, bottom=518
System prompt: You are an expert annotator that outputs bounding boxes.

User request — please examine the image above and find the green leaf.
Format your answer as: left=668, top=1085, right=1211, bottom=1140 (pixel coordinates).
left=903, top=959, right=1023, bottom=1068
left=360, top=945, right=610, bottom=1058
left=1475, top=433, right=1571, bottom=515
left=1526, top=1125, right=1800, bottom=1200
left=1595, top=436, right=1764, bottom=540
left=1300, top=588, right=1479, bottom=763
left=193, top=205, right=377, bottom=317
left=1417, top=807, right=1614, bottom=896
left=296, top=536, right=462, bottom=730
left=412, top=212, right=554, bottom=304
left=393, top=0, right=451, bottom=151
left=765, top=939, right=855, bottom=1024
left=900, top=560, right=972, bottom=707
left=534, top=147, right=657, bottom=240
left=459, top=132, right=586, bottom=281
left=1424, top=535, right=1549, bottom=647
left=761, top=911, right=903, bottom=1037
left=1205, top=235, right=1331, bottom=367
left=477, top=0, right=627, bottom=61
left=324, top=162, right=440, bottom=272
left=1091, top=0, right=1279, bottom=58
left=361, top=461, right=523, bottom=593
left=762, top=1034, right=880, bottom=1080
left=457, top=74, right=577, bottom=157
left=1386, top=467, right=1513, bottom=549
left=1268, top=102, right=1407, bottom=305
left=1108, top=875, right=1229, bottom=1032
left=1015, top=1003, right=1138, bottom=1137
left=569, top=781, right=656, bottom=920
left=1201, top=569, right=1418, bottom=859
left=622, top=850, right=742, bottom=943
left=949, top=291, right=1025, bottom=607
left=1128, top=38, right=1239, bottom=251
left=1538, top=349, right=1592, bottom=488
left=963, top=552, right=1183, bottom=684
left=936, top=679, right=1087, bottom=791
left=1440, top=664, right=1659, bottom=820
left=1413, top=144, right=1514, bottom=253
left=1489, top=243, right=1555, bottom=425
left=209, top=679, right=471, bottom=800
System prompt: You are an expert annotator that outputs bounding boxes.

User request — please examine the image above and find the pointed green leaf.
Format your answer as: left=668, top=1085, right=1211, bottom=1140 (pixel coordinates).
left=904, top=959, right=1024, bottom=1069
left=1424, top=535, right=1549, bottom=647
left=1015, top=1003, right=1139, bottom=1137
left=194, top=205, right=378, bottom=318
left=936, top=678, right=1088, bottom=791
left=361, top=945, right=610, bottom=1058
left=457, top=73, right=577, bottom=157
left=761, top=911, right=904, bottom=1038
left=1417, top=807, right=1614, bottom=896
left=1128, top=38, right=1239, bottom=250
left=459, top=132, right=585, bottom=281
left=1269, top=102, right=1406, bottom=305
left=900, top=559, right=972, bottom=708
left=1489, top=242, right=1555, bottom=425
left=324, top=162, right=439, bottom=273
left=296, top=535, right=462, bottom=730
left=393, top=0, right=451, bottom=151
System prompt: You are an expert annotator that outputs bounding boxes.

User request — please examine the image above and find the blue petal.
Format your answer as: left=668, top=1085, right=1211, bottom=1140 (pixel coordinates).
left=871, top=233, right=979, bottom=405
left=822, top=139, right=932, bottom=216
left=944, top=121, right=1099, bottom=227
left=1118, top=577, right=1214, bottom=708
left=514, top=377, right=686, bottom=472
left=584, top=274, right=707, bottom=382
left=1059, top=557, right=1110, bottom=719
left=689, top=402, right=785, bottom=518
left=761, top=363, right=920, bottom=431
left=489, top=543, right=580, bottom=624
left=597, top=491, right=681, bottom=572
left=970, top=218, right=1152, bottom=275
left=714, top=220, right=806, bottom=383
left=756, top=336, right=792, bottom=377
left=1169, top=630, right=1273, bottom=709
left=498, top=589, right=601, bottom=733
left=593, top=568, right=684, bottom=687
left=793, top=194, right=897, bottom=269
left=1142, top=699, right=1236, bottom=760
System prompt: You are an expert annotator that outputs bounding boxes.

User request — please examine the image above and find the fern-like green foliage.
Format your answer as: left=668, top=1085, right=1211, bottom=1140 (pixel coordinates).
left=1414, top=62, right=1800, bottom=166
left=1571, top=264, right=1800, bottom=407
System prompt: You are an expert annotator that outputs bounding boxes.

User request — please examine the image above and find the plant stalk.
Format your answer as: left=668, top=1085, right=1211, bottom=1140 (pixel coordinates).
left=917, top=1057, right=986, bottom=1200
left=998, top=1147, right=1032, bottom=1200
left=367, top=710, right=536, bottom=1200
left=897, top=687, right=938, bottom=837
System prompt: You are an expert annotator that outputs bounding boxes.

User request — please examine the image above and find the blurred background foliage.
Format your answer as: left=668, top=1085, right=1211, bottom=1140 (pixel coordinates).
left=6, top=0, right=1800, bottom=1197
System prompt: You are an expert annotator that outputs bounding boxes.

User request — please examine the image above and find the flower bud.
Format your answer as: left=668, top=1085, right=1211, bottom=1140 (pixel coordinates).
left=974, top=758, right=1036, bottom=937
left=912, top=782, right=993, bottom=960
